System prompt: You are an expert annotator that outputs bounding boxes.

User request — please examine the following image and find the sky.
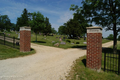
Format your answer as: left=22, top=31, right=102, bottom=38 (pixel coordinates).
left=0, top=0, right=113, bottom=38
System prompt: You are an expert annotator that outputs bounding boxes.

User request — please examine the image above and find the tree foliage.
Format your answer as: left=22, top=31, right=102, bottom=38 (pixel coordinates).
left=70, top=0, right=120, bottom=53
left=0, top=15, right=11, bottom=31
left=43, top=17, right=52, bottom=35
left=29, top=11, right=45, bottom=41
left=16, top=8, right=30, bottom=31
left=58, top=25, right=66, bottom=35
left=51, top=28, right=57, bottom=34
left=107, top=34, right=114, bottom=40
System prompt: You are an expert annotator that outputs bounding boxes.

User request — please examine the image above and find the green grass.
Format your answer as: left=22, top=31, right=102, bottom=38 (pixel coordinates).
left=0, top=44, right=35, bottom=60
left=66, top=56, right=120, bottom=80
left=1, top=31, right=111, bottom=49
left=66, top=42, right=120, bottom=80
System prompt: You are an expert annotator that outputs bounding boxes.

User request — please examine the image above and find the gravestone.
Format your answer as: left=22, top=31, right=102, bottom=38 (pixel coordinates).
left=60, top=41, right=66, bottom=45
left=18, top=33, right=20, bottom=39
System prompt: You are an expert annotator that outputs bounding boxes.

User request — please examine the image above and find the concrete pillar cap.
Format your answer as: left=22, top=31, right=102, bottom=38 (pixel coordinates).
left=87, top=26, right=102, bottom=33
left=20, top=26, right=31, bottom=31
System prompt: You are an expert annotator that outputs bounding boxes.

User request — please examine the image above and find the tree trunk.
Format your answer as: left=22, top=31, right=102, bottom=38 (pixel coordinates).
left=36, top=33, right=37, bottom=42
left=113, top=24, right=117, bottom=54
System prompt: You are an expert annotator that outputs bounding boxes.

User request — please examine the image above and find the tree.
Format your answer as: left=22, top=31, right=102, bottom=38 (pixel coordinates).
left=66, top=19, right=82, bottom=38
left=29, top=11, right=45, bottom=41
left=58, top=25, right=66, bottom=35
left=16, top=8, right=29, bottom=31
left=51, top=28, right=57, bottom=34
left=43, top=17, right=52, bottom=35
left=70, top=0, right=120, bottom=53
left=11, top=23, right=16, bottom=31
left=118, top=35, right=120, bottom=41
left=107, top=34, right=114, bottom=40
left=0, top=15, right=11, bottom=31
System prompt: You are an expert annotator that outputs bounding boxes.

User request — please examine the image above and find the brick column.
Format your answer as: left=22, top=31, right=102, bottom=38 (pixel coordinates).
left=20, top=27, right=31, bottom=52
left=86, top=27, right=102, bottom=72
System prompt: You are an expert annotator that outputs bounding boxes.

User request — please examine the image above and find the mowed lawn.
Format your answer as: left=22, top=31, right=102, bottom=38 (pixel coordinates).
left=1, top=31, right=111, bottom=49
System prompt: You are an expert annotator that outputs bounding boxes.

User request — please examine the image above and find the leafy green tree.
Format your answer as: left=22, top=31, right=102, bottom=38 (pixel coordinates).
left=118, top=35, right=120, bottom=41
left=58, top=25, right=66, bottom=35
left=107, top=34, right=114, bottom=40
left=51, top=28, right=57, bottom=34
left=43, top=17, right=52, bottom=35
left=11, top=23, right=16, bottom=31
left=70, top=0, right=120, bottom=53
left=16, top=8, right=29, bottom=31
left=29, top=11, right=45, bottom=41
left=0, top=15, right=11, bottom=31
left=66, top=19, right=82, bottom=38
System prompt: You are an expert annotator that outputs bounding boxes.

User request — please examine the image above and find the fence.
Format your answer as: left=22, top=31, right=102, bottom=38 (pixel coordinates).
left=104, top=50, right=120, bottom=75
left=0, top=33, right=20, bottom=49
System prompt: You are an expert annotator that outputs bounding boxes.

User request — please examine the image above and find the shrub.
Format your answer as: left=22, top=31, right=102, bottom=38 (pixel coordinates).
left=76, top=42, right=80, bottom=44
left=66, top=40, right=71, bottom=43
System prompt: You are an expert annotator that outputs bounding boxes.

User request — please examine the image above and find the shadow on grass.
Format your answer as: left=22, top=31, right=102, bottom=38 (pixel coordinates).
left=31, top=48, right=34, bottom=51
left=32, top=41, right=46, bottom=43
left=82, top=59, right=86, bottom=67
left=71, top=45, right=87, bottom=50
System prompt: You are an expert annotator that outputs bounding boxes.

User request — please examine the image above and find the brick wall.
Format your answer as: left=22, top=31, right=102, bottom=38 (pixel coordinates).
left=20, top=27, right=31, bottom=52
left=86, top=27, right=102, bottom=71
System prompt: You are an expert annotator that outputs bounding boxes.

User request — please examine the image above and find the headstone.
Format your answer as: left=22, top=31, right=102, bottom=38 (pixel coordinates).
left=59, top=38, right=62, bottom=41
left=54, top=43, right=59, bottom=47
left=18, top=33, right=20, bottom=39
left=63, top=37, right=66, bottom=39
left=52, top=41, right=55, bottom=43
left=60, top=41, right=66, bottom=45
left=83, top=42, right=87, bottom=44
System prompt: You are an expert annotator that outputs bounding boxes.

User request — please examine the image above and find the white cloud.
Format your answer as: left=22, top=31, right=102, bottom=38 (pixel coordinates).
left=51, top=23, right=60, bottom=31
left=57, top=11, right=73, bottom=23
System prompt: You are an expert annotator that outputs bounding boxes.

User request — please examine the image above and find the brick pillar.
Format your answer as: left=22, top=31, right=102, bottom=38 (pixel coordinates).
left=86, top=27, right=102, bottom=72
left=20, top=27, right=31, bottom=52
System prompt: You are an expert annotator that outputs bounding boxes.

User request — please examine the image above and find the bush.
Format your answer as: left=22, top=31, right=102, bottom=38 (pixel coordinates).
left=106, top=34, right=113, bottom=40
left=66, top=40, right=71, bottom=43
left=76, top=42, right=80, bottom=44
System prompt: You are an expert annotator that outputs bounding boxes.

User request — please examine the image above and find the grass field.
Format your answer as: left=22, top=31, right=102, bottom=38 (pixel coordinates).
left=1, top=31, right=111, bottom=49
left=66, top=42, right=120, bottom=80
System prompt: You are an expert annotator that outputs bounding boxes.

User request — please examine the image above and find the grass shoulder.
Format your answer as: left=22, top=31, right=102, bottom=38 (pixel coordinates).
left=0, top=44, right=35, bottom=60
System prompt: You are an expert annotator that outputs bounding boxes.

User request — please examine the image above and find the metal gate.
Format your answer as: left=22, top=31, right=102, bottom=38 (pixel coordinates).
left=104, top=50, right=120, bottom=75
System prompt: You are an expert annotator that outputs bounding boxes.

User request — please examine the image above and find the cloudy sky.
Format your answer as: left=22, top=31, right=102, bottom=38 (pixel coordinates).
left=0, top=0, right=112, bottom=37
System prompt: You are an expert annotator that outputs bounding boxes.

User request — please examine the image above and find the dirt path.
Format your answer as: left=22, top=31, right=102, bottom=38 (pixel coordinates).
left=0, top=41, right=113, bottom=80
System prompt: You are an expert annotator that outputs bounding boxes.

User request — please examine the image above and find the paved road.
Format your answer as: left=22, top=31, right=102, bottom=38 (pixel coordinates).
left=0, top=41, right=113, bottom=80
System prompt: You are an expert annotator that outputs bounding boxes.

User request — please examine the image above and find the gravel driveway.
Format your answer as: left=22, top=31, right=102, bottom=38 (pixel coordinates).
left=0, top=41, right=113, bottom=80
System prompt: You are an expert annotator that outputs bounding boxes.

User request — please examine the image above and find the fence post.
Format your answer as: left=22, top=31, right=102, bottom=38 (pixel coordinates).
left=118, top=52, right=120, bottom=75
left=13, top=37, right=15, bottom=48
left=104, top=51, right=106, bottom=71
left=4, top=33, right=5, bottom=45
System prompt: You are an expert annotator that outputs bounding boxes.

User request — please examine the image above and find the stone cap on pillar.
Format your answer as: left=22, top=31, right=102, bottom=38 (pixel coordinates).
left=20, top=26, right=31, bottom=31
left=86, top=26, right=102, bottom=33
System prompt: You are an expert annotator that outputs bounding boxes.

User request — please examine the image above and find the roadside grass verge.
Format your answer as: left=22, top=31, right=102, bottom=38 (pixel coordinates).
left=66, top=56, right=120, bottom=80
left=66, top=42, right=120, bottom=80
left=0, top=44, right=35, bottom=60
